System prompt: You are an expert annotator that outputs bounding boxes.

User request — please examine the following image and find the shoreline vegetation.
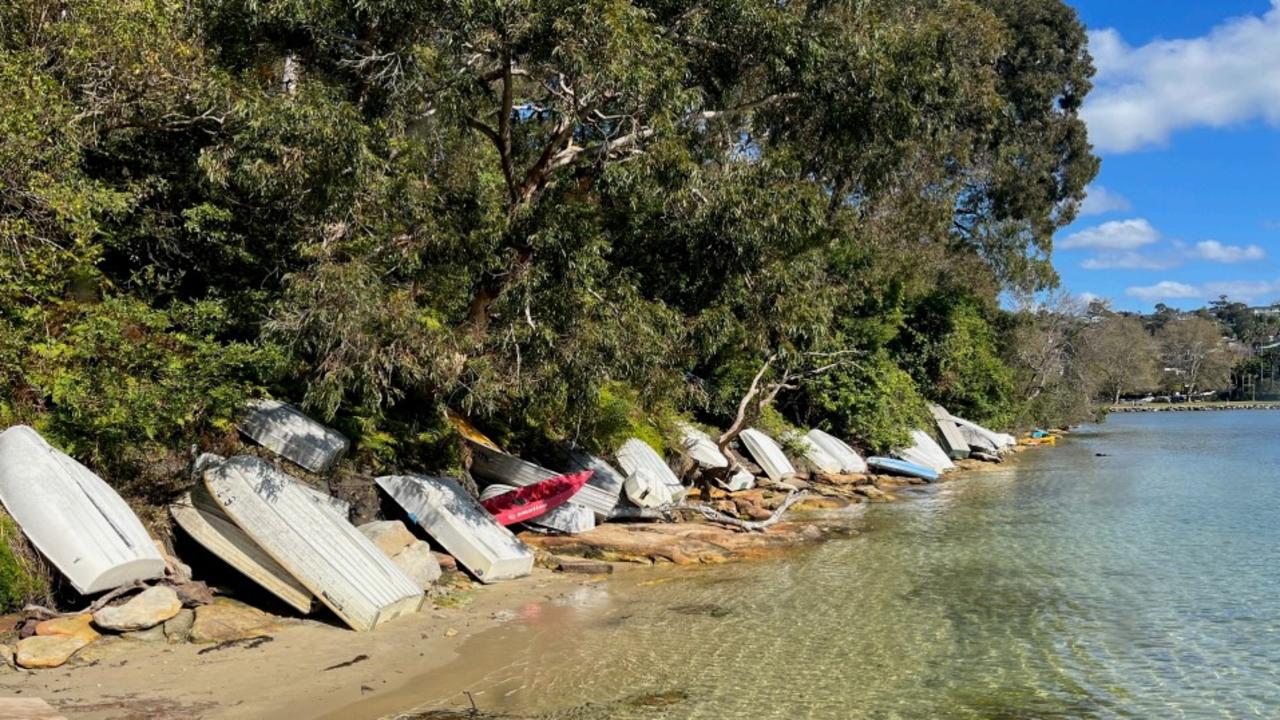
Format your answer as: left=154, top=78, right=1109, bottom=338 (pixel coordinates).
left=0, top=437, right=1054, bottom=720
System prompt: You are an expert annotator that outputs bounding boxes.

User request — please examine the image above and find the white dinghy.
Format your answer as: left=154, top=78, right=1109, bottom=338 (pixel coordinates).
left=238, top=399, right=350, bottom=474
left=616, top=439, right=686, bottom=502
left=206, top=456, right=422, bottom=631
left=895, top=429, right=956, bottom=474
left=929, top=405, right=971, bottom=460
left=805, top=429, right=867, bottom=474
left=170, top=485, right=314, bottom=614
left=950, top=415, right=1016, bottom=451
left=376, top=474, right=534, bottom=583
left=739, top=429, right=798, bottom=483
left=0, top=425, right=164, bottom=595
left=788, top=431, right=843, bottom=475
left=676, top=424, right=754, bottom=491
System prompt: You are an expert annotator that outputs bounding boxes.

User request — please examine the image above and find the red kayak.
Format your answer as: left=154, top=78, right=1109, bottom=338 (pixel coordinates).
left=481, top=470, right=593, bottom=526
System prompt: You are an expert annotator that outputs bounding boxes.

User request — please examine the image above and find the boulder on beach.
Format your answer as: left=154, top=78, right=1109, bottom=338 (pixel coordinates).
left=190, top=598, right=278, bottom=643
left=92, top=586, right=182, bottom=632
left=16, top=635, right=89, bottom=669
left=35, top=614, right=99, bottom=645
left=391, top=540, right=442, bottom=590
left=358, top=520, right=417, bottom=558
left=164, top=608, right=196, bottom=643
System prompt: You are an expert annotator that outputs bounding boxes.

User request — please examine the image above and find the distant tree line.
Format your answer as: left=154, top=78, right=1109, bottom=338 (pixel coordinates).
left=2, top=0, right=1107, bottom=495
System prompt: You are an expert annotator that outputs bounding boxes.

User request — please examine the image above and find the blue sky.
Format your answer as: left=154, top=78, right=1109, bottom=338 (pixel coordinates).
left=1055, top=0, right=1280, bottom=311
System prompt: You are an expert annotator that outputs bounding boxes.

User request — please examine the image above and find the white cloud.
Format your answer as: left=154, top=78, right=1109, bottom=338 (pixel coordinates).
left=1061, top=218, right=1160, bottom=250
left=1084, top=4, right=1280, bottom=153
left=1081, top=250, right=1179, bottom=270
left=1078, top=185, right=1132, bottom=216
left=1188, top=240, right=1266, bottom=262
left=1125, top=278, right=1280, bottom=304
left=1125, top=281, right=1201, bottom=301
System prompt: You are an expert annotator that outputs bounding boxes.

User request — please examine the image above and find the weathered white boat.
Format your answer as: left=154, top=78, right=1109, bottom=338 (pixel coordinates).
left=206, top=456, right=422, bottom=631
left=739, top=429, right=797, bottom=483
left=895, top=429, right=955, bottom=473
left=170, top=486, right=314, bottom=614
left=950, top=415, right=1016, bottom=450
left=622, top=468, right=675, bottom=508
left=0, top=425, right=164, bottom=595
left=789, top=431, right=843, bottom=475
left=929, top=405, right=971, bottom=460
left=563, top=450, right=625, bottom=517
left=238, top=399, right=350, bottom=474
left=469, top=445, right=597, bottom=525
left=805, top=429, right=867, bottom=474
left=375, top=474, right=533, bottom=583
left=677, top=424, right=729, bottom=468
left=616, top=439, right=685, bottom=502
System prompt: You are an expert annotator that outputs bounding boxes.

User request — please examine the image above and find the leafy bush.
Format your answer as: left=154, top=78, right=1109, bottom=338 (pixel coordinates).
left=804, top=351, right=928, bottom=453
left=0, top=513, right=50, bottom=612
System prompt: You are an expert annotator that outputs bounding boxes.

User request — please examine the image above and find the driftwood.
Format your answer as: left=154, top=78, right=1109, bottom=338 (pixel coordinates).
left=22, top=581, right=146, bottom=620
left=672, top=490, right=808, bottom=533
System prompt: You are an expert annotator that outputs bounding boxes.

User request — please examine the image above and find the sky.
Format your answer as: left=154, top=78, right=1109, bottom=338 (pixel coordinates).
left=1054, top=0, right=1280, bottom=311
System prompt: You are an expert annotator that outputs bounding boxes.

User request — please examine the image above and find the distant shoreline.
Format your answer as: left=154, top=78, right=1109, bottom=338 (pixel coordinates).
left=1110, top=401, right=1280, bottom=413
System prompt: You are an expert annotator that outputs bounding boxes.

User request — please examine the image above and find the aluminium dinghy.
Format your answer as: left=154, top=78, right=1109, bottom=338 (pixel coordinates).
left=738, top=429, right=797, bottom=483
left=377, top=474, right=534, bottom=583
left=206, top=456, right=423, bottom=631
left=0, top=425, right=164, bottom=595
left=805, top=429, right=867, bottom=474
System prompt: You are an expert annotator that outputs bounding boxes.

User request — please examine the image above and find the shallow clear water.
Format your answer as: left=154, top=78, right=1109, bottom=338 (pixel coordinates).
left=399, top=412, right=1280, bottom=719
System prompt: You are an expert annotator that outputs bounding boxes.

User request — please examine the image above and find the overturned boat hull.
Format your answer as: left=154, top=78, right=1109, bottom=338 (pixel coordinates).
left=0, top=426, right=164, bottom=595
left=238, top=399, right=350, bottom=474
left=206, top=456, right=422, bottom=631
left=929, top=405, right=971, bottom=460
left=376, top=474, right=534, bottom=583
left=867, top=456, right=940, bottom=483
left=805, top=429, right=867, bottom=474
left=171, top=486, right=314, bottom=614
left=616, top=439, right=686, bottom=502
left=739, top=429, right=797, bottom=483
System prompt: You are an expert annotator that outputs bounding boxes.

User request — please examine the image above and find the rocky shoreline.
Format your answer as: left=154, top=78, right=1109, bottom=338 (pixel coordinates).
left=0, top=443, right=1038, bottom=719
left=1109, top=402, right=1280, bottom=413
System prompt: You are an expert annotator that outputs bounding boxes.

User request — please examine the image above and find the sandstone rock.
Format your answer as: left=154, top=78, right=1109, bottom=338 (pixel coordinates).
left=173, top=580, right=215, bottom=608
left=358, top=520, right=417, bottom=558
left=93, top=587, right=182, bottom=632
left=391, top=540, right=442, bottom=590
left=856, top=484, right=888, bottom=500
left=35, top=614, right=99, bottom=645
left=190, top=599, right=277, bottom=643
left=556, top=558, right=614, bottom=574
left=0, top=644, right=13, bottom=669
left=164, top=608, right=195, bottom=644
left=794, top=495, right=852, bottom=511
left=432, top=552, right=458, bottom=572
left=16, top=635, right=89, bottom=669
left=123, top=624, right=167, bottom=643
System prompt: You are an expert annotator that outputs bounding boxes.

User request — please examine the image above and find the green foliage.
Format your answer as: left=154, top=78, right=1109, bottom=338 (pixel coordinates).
left=805, top=352, right=928, bottom=453
left=0, top=0, right=1101, bottom=496
left=0, top=513, right=50, bottom=612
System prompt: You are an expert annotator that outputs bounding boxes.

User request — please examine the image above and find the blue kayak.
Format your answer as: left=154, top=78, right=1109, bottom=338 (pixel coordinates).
left=866, top=456, right=940, bottom=483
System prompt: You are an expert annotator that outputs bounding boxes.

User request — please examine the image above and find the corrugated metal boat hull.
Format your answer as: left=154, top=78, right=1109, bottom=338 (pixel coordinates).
left=170, top=486, right=314, bottom=614
left=929, top=405, right=971, bottom=460
left=615, top=439, right=685, bottom=502
left=805, top=430, right=867, bottom=474
left=564, top=450, right=625, bottom=516
left=677, top=424, right=729, bottom=468
left=739, top=429, right=797, bottom=483
left=206, top=456, right=422, bottom=631
left=376, top=474, right=533, bottom=583
left=0, top=425, right=164, bottom=595
left=238, top=399, right=350, bottom=474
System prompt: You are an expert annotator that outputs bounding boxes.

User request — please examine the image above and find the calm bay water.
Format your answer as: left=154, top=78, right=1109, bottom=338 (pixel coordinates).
left=396, top=411, right=1280, bottom=719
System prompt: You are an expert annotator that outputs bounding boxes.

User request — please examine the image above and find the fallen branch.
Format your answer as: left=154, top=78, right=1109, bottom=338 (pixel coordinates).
left=23, top=581, right=145, bottom=620
left=672, top=490, right=808, bottom=533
